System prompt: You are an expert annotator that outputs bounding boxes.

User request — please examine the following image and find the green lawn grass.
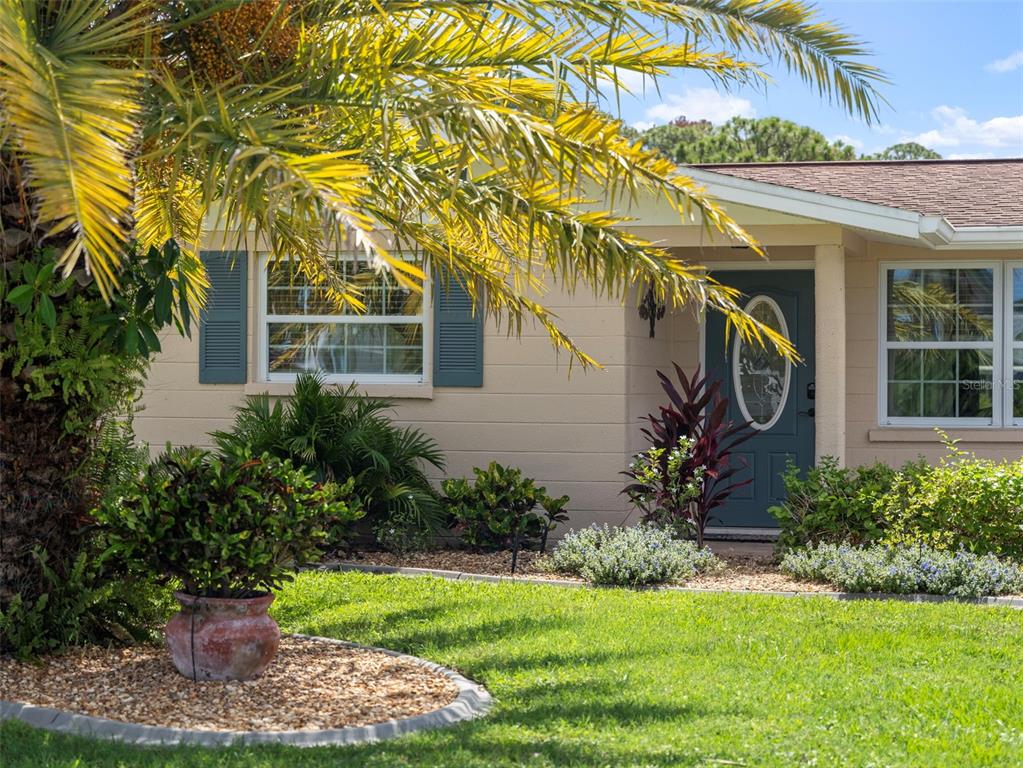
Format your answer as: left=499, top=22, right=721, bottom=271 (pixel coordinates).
left=3, top=571, right=1023, bottom=767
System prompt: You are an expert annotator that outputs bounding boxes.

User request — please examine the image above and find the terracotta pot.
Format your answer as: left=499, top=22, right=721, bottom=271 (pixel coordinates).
left=165, top=592, right=280, bottom=681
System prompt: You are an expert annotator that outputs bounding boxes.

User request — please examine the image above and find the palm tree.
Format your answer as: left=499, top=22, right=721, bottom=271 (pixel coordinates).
left=0, top=0, right=885, bottom=611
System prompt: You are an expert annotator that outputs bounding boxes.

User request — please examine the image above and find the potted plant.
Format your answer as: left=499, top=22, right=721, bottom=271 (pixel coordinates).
left=96, top=447, right=362, bottom=681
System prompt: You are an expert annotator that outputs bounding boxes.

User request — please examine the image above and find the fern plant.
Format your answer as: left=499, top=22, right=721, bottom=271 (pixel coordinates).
left=213, top=374, right=445, bottom=547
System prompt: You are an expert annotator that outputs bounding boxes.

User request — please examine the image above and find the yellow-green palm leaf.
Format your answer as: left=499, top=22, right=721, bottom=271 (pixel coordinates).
left=0, top=0, right=887, bottom=365
left=0, top=0, right=145, bottom=299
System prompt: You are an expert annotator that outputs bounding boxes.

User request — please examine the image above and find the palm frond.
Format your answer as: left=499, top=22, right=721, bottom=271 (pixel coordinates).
left=0, top=0, right=145, bottom=298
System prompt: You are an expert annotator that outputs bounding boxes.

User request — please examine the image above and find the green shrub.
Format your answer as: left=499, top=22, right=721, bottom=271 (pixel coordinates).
left=624, top=435, right=704, bottom=537
left=373, top=506, right=435, bottom=555
left=0, top=547, right=173, bottom=660
left=1, top=245, right=197, bottom=654
left=443, top=462, right=568, bottom=552
left=876, top=448, right=1023, bottom=560
left=768, top=457, right=929, bottom=551
left=624, top=366, right=755, bottom=547
left=95, top=447, right=363, bottom=597
left=213, top=373, right=444, bottom=550
left=541, top=524, right=720, bottom=586
left=781, top=543, right=1023, bottom=598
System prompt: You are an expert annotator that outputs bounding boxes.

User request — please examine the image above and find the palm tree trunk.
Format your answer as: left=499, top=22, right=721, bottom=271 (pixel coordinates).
left=0, top=377, right=90, bottom=614
left=0, top=154, right=90, bottom=622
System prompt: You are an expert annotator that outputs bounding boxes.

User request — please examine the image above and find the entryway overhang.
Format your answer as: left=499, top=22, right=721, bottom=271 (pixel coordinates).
left=682, top=167, right=1023, bottom=251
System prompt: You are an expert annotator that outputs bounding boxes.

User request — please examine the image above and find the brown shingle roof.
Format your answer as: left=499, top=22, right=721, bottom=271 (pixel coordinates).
left=692, top=159, right=1023, bottom=228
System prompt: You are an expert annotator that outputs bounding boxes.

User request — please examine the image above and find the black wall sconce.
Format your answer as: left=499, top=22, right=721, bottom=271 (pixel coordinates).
left=638, top=283, right=665, bottom=338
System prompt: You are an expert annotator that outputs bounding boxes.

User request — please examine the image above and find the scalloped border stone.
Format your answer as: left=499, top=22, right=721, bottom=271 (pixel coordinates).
left=326, top=562, right=1023, bottom=609
left=0, top=635, right=492, bottom=748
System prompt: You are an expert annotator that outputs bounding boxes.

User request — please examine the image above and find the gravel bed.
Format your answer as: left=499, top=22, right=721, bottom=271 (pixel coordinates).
left=0, top=635, right=460, bottom=733
left=344, top=549, right=832, bottom=592
left=346, top=549, right=564, bottom=579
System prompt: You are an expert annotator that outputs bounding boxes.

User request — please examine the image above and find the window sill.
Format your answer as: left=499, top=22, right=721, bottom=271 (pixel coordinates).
left=244, top=382, right=434, bottom=400
left=869, top=428, right=1023, bottom=443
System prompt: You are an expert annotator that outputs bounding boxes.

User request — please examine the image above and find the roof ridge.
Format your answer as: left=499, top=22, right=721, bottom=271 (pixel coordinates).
left=691, top=158, right=1023, bottom=168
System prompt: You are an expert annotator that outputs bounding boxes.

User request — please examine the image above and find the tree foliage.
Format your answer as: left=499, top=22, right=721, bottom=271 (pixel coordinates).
left=863, top=142, right=943, bottom=161
left=0, top=0, right=887, bottom=635
left=0, top=0, right=889, bottom=365
left=675, top=116, right=857, bottom=163
left=633, top=116, right=941, bottom=164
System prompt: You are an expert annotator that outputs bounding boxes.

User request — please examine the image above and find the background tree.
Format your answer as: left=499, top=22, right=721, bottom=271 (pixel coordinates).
left=625, top=117, right=715, bottom=158
left=674, top=116, right=858, bottom=163
left=0, top=0, right=886, bottom=627
left=864, top=142, right=943, bottom=160
left=634, top=117, right=941, bottom=163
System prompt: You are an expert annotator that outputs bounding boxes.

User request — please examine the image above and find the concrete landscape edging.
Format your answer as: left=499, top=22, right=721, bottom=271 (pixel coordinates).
left=0, top=635, right=492, bottom=748
left=327, top=562, right=1023, bottom=610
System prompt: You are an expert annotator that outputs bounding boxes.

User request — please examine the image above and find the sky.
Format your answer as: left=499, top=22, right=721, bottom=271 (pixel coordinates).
left=608, top=0, right=1023, bottom=159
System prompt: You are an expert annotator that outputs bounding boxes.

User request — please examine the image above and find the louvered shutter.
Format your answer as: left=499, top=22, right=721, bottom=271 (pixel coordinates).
left=199, top=251, right=248, bottom=384
left=432, top=270, right=483, bottom=387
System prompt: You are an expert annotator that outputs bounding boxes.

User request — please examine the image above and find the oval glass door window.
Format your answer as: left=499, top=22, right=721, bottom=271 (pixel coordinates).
left=732, top=296, right=791, bottom=430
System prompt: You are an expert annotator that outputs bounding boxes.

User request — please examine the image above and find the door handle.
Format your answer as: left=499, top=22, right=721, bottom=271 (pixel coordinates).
left=798, top=407, right=815, bottom=418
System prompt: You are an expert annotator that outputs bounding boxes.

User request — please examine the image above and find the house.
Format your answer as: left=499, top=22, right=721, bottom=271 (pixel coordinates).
left=137, top=159, right=1023, bottom=537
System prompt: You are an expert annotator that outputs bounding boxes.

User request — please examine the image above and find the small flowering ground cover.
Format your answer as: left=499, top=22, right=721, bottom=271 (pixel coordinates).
left=4, top=571, right=1023, bottom=768
left=781, top=544, right=1023, bottom=598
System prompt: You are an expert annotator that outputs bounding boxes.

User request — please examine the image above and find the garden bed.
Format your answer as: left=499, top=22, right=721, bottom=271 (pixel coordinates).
left=342, top=548, right=836, bottom=593
left=341, top=549, right=1023, bottom=600
left=0, top=635, right=473, bottom=740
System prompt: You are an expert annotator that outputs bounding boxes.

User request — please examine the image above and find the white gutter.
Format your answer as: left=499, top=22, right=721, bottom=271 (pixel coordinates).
left=947, top=226, right=1023, bottom=248
left=684, top=167, right=1023, bottom=250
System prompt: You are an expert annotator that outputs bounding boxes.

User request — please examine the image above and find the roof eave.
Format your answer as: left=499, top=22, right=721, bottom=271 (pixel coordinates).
left=943, top=226, right=1023, bottom=249
left=685, top=167, right=1023, bottom=250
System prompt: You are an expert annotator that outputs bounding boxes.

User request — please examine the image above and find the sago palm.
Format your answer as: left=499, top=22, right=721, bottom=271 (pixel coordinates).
left=213, top=373, right=447, bottom=544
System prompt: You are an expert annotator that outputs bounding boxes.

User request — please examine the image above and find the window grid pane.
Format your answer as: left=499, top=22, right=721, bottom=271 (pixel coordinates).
left=264, top=255, right=424, bottom=379
left=1014, top=268, right=1023, bottom=419
left=884, top=265, right=999, bottom=424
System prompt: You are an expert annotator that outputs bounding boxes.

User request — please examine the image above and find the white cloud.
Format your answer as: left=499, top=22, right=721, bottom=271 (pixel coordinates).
left=642, top=87, right=755, bottom=125
left=986, top=50, right=1023, bottom=74
left=597, top=69, right=652, bottom=96
left=947, top=152, right=996, bottom=160
left=630, top=120, right=655, bottom=131
left=909, top=106, right=1023, bottom=150
left=831, top=134, right=864, bottom=150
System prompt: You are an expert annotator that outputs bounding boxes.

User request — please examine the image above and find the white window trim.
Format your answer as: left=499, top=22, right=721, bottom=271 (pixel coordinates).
left=1008, top=261, right=1023, bottom=427
left=256, top=253, right=432, bottom=386
left=877, top=260, right=1015, bottom=428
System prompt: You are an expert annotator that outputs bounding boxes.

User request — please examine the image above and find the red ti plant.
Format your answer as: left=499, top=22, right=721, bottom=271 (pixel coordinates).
left=623, top=365, right=754, bottom=548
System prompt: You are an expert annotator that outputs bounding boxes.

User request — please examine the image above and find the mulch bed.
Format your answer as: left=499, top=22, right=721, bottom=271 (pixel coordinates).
left=344, top=548, right=835, bottom=593
left=0, top=636, right=459, bottom=732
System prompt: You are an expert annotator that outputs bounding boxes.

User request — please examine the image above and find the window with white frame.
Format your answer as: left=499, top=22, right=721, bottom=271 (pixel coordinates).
left=1012, top=264, right=1023, bottom=424
left=259, top=255, right=426, bottom=383
left=880, top=262, right=1021, bottom=427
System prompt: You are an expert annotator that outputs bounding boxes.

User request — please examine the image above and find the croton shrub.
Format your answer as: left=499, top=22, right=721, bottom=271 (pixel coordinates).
left=443, top=462, right=569, bottom=556
left=96, top=448, right=363, bottom=598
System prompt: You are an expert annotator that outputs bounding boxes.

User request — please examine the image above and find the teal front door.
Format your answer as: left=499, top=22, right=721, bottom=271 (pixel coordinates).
left=704, top=270, right=815, bottom=528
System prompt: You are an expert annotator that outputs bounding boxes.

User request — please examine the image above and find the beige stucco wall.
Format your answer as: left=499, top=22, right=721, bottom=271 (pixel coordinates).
left=136, top=255, right=637, bottom=531
left=844, top=241, right=1023, bottom=466
left=137, top=221, right=1023, bottom=535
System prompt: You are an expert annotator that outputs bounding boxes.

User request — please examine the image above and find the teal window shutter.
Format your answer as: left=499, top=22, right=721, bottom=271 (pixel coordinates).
left=199, top=251, right=248, bottom=384
left=433, top=270, right=483, bottom=387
